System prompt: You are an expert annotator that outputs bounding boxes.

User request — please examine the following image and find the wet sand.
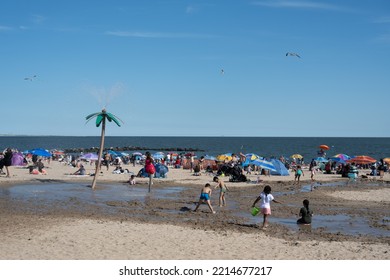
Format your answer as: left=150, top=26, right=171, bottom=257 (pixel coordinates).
left=0, top=161, right=389, bottom=259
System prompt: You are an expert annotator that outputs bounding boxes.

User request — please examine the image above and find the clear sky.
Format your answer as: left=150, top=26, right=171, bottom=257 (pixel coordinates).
left=1, top=0, right=389, bottom=137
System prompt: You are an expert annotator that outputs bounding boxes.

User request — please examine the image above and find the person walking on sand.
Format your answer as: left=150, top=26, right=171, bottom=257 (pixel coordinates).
left=252, top=185, right=281, bottom=228
left=3, top=148, right=13, bottom=178
left=294, top=165, right=304, bottom=185
left=194, top=183, right=216, bottom=213
left=144, top=151, right=155, bottom=192
left=213, top=176, right=229, bottom=207
left=297, top=199, right=313, bottom=225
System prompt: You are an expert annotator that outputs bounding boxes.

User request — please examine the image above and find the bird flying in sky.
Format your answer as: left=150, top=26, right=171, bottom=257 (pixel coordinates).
left=286, top=52, right=301, bottom=58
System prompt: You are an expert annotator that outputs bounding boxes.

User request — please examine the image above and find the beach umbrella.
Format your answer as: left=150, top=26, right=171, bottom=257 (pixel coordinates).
left=241, top=153, right=261, bottom=167
left=347, top=155, right=376, bottom=164
left=132, top=152, right=143, bottom=156
left=28, top=148, right=52, bottom=157
left=252, top=158, right=277, bottom=172
left=318, top=144, right=330, bottom=150
left=290, top=154, right=303, bottom=159
left=203, top=155, right=216, bottom=161
left=152, top=152, right=165, bottom=160
left=216, top=153, right=232, bottom=162
left=313, top=157, right=328, bottom=163
left=245, top=153, right=260, bottom=161
left=51, top=150, right=65, bottom=155
left=86, top=108, right=123, bottom=189
left=331, top=154, right=350, bottom=161
left=81, top=153, right=100, bottom=161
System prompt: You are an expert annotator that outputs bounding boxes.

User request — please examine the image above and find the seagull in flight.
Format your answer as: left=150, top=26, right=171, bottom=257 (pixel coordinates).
left=24, top=75, right=37, bottom=81
left=286, top=52, right=301, bottom=58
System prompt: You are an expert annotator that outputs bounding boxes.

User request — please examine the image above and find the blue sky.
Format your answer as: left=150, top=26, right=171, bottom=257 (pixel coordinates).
left=1, top=0, right=389, bottom=137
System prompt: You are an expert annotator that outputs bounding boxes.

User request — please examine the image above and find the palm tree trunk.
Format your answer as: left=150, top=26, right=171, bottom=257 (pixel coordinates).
left=91, top=118, right=106, bottom=189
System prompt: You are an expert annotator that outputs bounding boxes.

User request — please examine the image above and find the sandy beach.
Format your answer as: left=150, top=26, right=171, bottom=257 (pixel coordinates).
left=0, top=161, right=389, bottom=260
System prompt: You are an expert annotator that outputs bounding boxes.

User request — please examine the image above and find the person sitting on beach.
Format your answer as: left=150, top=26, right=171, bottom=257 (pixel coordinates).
left=174, top=157, right=181, bottom=169
left=129, top=175, right=136, bottom=185
left=214, top=176, right=229, bottom=207
left=193, top=164, right=201, bottom=176
left=252, top=185, right=282, bottom=229
left=194, top=183, right=216, bottom=214
left=73, top=164, right=86, bottom=175
left=297, top=199, right=313, bottom=225
left=36, top=159, right=47, bottom=175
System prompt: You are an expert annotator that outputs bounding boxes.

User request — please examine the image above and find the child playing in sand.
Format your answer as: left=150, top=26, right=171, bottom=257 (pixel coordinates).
left=213, top=176, right=229, bottom=207
left=310, top=167, right=316, bottom=181
left=194, top=183, right=216, bottom=214
left=294, top=165, right=304, bottom=185
left=297, top=199, right=312, bottom=225
left=252, top=185, right=281, bottom=228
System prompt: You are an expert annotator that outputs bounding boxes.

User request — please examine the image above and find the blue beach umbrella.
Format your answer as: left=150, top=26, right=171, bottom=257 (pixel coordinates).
left=242, top=153, right=261, bottom=166
left=252, top=158, right=277, bottom=172
left=313, top=157, right=328, bottom=163
left=27, top=148, right=51, bottom=157
left=153, top=152, right=165, bottom=160
left=203, top=155, right=216, bottom=160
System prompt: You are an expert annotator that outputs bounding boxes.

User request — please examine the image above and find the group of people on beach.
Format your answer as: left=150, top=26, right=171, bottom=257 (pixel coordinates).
left=193, top=176, right=312, bottom=229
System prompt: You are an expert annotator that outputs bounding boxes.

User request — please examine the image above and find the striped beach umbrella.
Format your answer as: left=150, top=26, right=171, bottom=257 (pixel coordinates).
left=252, top=158, right=277, bottom=172
left=347, top=155, right=376, bottom=164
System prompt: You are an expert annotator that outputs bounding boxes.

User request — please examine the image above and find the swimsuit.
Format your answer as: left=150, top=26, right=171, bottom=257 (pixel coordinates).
left=200, top=193, right=210, bottom=200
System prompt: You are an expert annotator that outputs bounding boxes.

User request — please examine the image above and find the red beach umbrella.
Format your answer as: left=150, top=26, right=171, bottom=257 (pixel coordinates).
left=347, top=156, right=376, bottom=164
left=318, top=144, right=330, bottom=150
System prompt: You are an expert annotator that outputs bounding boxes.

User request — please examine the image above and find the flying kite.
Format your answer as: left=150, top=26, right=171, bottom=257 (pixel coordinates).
left=220, top=69, right=225, bottom=75
left=286, top=52, right=301, bottom=58
left=24, top=75, right=37, bottom=81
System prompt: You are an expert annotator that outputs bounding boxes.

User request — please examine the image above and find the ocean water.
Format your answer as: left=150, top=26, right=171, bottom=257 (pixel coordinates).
left=0, top=136, right=389, bottom=160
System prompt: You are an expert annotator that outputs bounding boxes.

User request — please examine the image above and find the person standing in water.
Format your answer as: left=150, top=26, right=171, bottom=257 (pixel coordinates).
left=213, top=176, right=229, bottom=207
left=252, top=185, right=282, bottom=228
left=194, top=183, right=216, bottom=214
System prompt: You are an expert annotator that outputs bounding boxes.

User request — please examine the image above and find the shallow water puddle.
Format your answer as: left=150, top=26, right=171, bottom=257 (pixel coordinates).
left=237, top=211, right=389, bottom=237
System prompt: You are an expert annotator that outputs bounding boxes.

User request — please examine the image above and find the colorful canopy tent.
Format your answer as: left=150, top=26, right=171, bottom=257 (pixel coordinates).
left=270, top=159, right=290, bottom=176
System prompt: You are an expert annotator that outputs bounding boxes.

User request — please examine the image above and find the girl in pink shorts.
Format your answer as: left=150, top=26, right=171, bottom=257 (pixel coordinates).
left=252, top=185, right=282, bottom=228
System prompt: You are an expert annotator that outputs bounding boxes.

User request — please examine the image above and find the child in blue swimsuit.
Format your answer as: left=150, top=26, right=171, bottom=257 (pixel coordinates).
left=194, top=183, right=216, bottom=213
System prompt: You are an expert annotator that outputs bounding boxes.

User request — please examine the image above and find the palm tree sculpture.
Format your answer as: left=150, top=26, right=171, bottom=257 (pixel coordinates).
left=86, top=108, right=122, bottom=189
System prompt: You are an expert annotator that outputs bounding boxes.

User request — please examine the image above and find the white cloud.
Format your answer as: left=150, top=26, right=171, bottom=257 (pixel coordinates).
left=376, top=33, right=390, bottom=44
left=105, top=31, right=213, bottom=39
left=32, top=14, right=46, bottom=24
left=252, top=0, right=343, bottom=11
left=0, top=25, right=12, bottom=31
left=374, top=16, right=390, bottom=23
left=186, top=5, right=196, bottom=14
